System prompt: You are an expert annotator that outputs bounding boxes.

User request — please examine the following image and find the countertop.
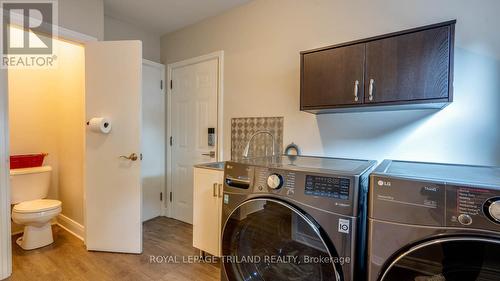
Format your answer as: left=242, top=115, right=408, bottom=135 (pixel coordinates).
left=194, top=161, right=225, bottom=171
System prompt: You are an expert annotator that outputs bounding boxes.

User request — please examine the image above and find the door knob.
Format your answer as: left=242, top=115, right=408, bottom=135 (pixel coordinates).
left=120, top=153, right=138, bottom=161
left=202, top=151, right=216, bottom=158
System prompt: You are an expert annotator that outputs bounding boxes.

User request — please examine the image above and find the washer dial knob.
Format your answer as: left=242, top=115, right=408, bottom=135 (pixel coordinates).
left=267, top=174, right=283, bottom=189
left=485, top=197, right=500, bottom=223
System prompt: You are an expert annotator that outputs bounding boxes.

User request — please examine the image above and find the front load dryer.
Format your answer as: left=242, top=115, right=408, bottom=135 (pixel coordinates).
left=368, top=160, right=500, bottom=281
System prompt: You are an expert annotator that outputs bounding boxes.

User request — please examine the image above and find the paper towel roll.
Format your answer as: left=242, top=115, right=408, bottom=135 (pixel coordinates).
left=88, top=117, right=112, bottom=134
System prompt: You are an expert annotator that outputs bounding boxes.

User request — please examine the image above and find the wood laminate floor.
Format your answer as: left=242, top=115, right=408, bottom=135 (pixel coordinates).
left=8, top=217, right=220, bottom=281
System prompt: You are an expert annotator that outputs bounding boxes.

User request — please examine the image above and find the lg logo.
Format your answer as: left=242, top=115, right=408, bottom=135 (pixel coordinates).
left=377, top=180, right=391, bottom=187
left=2, top=1, right=55, bottom=55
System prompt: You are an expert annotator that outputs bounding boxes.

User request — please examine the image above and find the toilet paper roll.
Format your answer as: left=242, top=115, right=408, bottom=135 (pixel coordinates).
left=87, top=117, right=112, bottom=134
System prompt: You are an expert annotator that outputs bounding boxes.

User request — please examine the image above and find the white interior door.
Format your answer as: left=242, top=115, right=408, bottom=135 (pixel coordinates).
left=141, top=61, right=165, bottom=222
left=171, top=59, right=218, bottom=224
left=85, top=41, right=142, bottom=253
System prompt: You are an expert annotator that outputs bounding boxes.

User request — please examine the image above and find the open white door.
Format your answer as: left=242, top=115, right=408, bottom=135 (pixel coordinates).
left=141, top=61, right=165, bottom=222
left=85, top=41, right=142, bottom=253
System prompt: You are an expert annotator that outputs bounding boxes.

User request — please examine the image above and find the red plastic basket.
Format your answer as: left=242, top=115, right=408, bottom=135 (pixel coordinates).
left=10, top=153, right=48, bottom=169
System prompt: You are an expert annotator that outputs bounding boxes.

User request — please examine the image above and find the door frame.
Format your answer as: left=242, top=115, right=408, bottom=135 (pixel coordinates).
left=0, top=63, right=11, bottom=280
left=165, top=51, right=224, bottom=218
left=142, top=59, right=167, bottom=217
left=0, top=24, right=96, bottom=279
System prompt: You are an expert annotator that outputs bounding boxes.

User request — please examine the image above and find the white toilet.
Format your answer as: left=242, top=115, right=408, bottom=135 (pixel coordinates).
left=10, top=166, right=62, bottom=250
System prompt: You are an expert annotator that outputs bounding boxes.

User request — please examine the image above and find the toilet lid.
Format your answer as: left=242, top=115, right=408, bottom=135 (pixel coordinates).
left=13, top=199, right=61, bottom=213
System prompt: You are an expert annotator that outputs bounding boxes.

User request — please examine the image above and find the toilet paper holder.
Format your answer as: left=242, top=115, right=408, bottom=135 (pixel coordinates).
left=86, top=117, right=112, bottom=134
left=86, top=120, right=110, bottom=128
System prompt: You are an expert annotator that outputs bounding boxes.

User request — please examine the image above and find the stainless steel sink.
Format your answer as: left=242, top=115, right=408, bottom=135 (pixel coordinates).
left=194, top=161, right=225, bottom=171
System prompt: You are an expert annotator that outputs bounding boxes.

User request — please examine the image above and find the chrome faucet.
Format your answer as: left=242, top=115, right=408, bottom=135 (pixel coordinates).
left=242, top=130, right=276, bottom=158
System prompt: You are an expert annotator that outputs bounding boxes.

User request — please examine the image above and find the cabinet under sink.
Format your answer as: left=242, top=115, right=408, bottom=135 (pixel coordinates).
left=192, top=162, right=225, bottom=256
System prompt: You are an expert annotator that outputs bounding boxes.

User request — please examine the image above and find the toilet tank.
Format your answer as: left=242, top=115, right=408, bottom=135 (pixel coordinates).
left=10, top=166, right=52, bottom=204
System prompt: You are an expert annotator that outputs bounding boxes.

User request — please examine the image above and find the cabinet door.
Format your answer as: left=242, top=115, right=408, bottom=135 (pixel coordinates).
left=192, top=168, right=223, bottom=256
left=365, top=25, right=452, bottom=103
left=301, top=43, right=365, bottom=108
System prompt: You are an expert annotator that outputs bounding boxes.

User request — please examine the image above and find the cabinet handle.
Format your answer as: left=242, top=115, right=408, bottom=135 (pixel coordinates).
left=212, top=183, right=217, bottom=197
left=368, top=79, right=374, bottom=101
left=353, top=80, right=359, bottom=102
left=218, top=183, right=223, bottom=198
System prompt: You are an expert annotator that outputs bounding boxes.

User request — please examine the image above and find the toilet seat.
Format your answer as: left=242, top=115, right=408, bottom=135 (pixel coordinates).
left=13, top=199, right=61, bottom=214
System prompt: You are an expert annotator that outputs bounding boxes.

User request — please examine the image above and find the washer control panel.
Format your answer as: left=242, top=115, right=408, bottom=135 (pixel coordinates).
left=252, top=167, right=356, bottom=216
left=254, top=168, right=296, bottom=194
left=304, top=175, right=350, bottom=200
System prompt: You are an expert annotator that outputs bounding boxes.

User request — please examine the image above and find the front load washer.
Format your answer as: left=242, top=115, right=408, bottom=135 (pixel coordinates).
left=221, top=155, right=376, bottom=281
left=368, top=160, right=500, bottom=281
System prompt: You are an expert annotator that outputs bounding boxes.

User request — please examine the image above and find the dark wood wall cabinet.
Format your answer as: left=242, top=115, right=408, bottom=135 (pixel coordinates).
left=300, top=20, right=455, bottom=114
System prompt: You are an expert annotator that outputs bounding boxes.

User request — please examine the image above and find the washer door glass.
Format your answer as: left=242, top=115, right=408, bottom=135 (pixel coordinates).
left=222, top=199, right=340, bottom=281
left=381, top=237, right=500, bottom=281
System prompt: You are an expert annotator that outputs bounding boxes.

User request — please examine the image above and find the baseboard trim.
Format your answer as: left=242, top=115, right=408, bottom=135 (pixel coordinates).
left=57, top=214, right=84, bottom=241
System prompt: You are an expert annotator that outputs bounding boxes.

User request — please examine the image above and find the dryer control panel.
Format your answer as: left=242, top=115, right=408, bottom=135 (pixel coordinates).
left=446, top=185, right=500, bottom=231
left=370, top=160, right=500, bottom=231
left=370, top=176, right=500, bottom=231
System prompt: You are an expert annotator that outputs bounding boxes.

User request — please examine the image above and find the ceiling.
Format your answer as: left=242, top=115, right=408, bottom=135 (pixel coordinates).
left=103, top=0, right=251, bottom=36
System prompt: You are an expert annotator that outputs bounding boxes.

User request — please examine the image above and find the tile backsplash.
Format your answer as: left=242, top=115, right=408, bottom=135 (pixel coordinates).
left=231, top=117, right=284, bottom=160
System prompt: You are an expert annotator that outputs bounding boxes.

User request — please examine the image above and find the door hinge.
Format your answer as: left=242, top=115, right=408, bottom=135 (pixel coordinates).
left=169, top=192, right=172, bottom=202
left=160, top=80, right=163, bottom=90
left=160, top=192, right=163, bottom=201
left=169, top=136, right=173, bottom=146
left=170, top=80, right=173, bottom=90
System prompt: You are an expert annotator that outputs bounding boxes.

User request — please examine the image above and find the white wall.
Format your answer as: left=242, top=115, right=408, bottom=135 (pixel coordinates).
left=55, top=42, right=86, bottom=226
left=8, top=67, right=61, bottom=201
left=161, top=0, right=500, bottom=166
left=59, top=0, right=104, bottom=40
left=105, top=15, right=161, bottom=62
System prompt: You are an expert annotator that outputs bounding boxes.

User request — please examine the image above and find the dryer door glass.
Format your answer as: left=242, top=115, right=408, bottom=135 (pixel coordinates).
left=221, top=199, right=341, bottom=281
left=380, top=237, right=500, bottom=281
